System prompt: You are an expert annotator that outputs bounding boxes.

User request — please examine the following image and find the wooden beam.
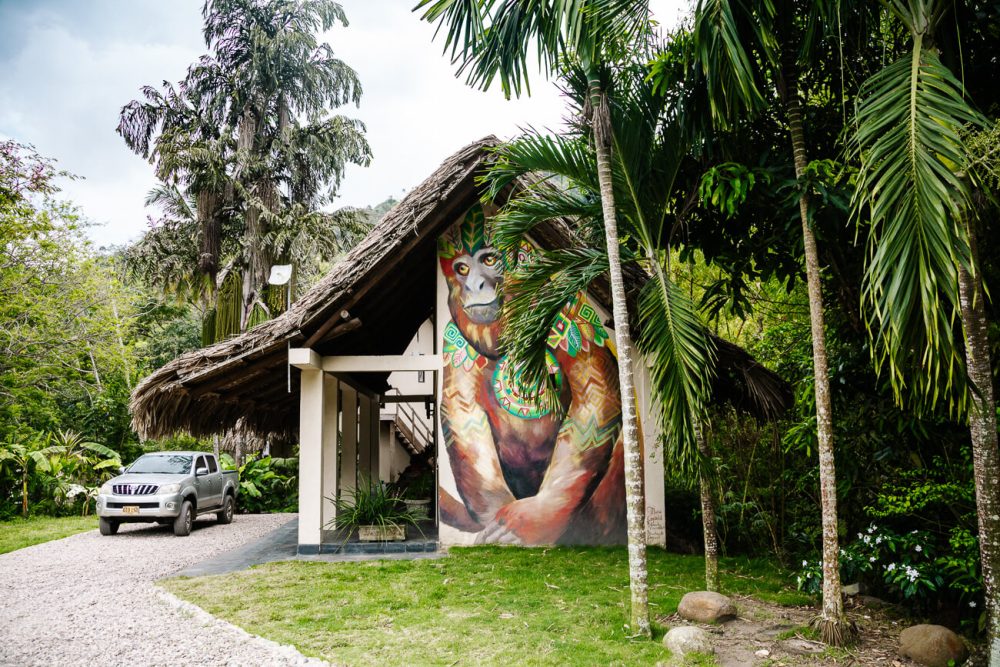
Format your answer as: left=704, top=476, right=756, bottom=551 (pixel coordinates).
left=303, top=309, right=354, bottom=348
left=379, top=394, right=434, bottom=404
left=313, top=317, right=362, bottom=346
left=321, top=355, right=443, bottom=373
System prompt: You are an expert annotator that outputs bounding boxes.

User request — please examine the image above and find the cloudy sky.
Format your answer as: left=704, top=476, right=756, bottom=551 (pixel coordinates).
left=0, top=0, right=688, bottom=247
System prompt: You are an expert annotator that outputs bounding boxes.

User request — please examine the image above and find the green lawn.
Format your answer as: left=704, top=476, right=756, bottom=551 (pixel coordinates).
left=164, top=547, right=812, bottom=666
left=0, top=515, right=97, bottom=555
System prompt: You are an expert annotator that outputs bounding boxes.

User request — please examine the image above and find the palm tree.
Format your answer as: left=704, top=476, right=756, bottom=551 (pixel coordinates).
left=119, top=0, right=371, bottom=337
left=479, top=60, right=717, bottom=633
left=654, top=0, right=869, bottom=643
left=851, top=0, right=999, bottom=658
left=416, top=0, right=658, bottom=635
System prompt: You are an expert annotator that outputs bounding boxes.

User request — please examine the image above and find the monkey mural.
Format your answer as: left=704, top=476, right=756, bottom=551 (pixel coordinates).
left=437, top=204, right=627, bottom=545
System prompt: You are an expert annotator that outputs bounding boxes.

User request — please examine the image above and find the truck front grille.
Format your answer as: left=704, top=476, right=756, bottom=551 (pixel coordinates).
left=106, top=502, right=159, bottom=509
left=112, top=484, right=159, bottom=495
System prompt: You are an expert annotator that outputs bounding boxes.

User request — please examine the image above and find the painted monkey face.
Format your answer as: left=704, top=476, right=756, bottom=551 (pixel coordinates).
left=452, top=248, right=502, bottom=324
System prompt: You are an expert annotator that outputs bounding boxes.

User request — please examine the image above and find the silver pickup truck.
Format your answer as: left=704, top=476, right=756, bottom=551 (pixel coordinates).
left=95, top=451, right=238, bottom=537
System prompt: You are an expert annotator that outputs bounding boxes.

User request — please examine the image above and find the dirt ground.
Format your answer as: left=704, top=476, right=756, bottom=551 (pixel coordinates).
left=657, top=595, right=933, bottom=666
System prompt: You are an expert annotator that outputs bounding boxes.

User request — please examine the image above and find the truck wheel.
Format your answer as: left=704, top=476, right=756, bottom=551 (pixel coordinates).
left=98, top=517, right=119, bottom=536
left=173, top=500, right=193, bottom=536
left=217, top=494, right=235, bottom=525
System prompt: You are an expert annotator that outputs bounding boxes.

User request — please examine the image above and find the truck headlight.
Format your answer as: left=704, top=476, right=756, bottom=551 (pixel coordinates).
left=100, top=482, right=114, bottom=495
left=158, top=483, right=181, bottom=494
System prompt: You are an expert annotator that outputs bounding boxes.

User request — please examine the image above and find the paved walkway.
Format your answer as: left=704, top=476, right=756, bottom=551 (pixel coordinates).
left=177, top=517, right=442, bottom=577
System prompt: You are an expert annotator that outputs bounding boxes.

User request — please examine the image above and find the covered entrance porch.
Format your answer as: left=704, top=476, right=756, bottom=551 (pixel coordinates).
left=291, top=348, right=441, bottom=553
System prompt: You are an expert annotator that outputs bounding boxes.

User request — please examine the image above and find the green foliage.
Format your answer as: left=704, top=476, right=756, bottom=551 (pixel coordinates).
left=0, top=430, right=121, bottom=519
left=219, top=453, right=297, bottom=513
left=797, top=522, right=981, bottom=623
left=397, top=468, right=435, bottom=500
left=699, top=163, right=770, bottom=217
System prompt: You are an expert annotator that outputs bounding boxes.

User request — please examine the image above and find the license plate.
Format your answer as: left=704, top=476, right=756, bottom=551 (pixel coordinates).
left=122, top=506, right=139, bottom=515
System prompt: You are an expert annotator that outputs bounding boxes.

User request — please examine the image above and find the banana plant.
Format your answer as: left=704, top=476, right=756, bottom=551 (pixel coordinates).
left=0, top=437, right=60, bottom=517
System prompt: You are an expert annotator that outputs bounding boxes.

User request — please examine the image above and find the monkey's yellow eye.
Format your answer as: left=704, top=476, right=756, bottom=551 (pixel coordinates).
left=455, top=262, right=470, bottom=276
left=482, top=253, right=498, bottom=267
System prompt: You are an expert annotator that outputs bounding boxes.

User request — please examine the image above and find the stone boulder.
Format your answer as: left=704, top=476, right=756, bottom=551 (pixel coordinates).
left=898, top=624, right=968, bottom=667
left=663, top=626, right=714, bottom=658
left=677, top=591, right=738, bottom=624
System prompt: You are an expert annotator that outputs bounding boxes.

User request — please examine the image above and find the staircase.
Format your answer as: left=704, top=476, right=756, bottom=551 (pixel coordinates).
left=391, top=401, right=433, bottom=457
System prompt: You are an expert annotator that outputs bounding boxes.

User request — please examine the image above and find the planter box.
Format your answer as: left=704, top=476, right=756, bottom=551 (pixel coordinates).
left=403, top=499, right=431, bottom=520
left=358, top=524, right=406, bottom=542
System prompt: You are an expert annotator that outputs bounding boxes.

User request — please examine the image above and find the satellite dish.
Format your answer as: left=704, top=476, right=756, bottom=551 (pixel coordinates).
left=268, top=264, right=292, bottom=286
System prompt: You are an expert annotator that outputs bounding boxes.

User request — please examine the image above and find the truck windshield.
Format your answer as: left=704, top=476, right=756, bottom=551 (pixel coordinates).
left=128, top=454, right=193, bottom=474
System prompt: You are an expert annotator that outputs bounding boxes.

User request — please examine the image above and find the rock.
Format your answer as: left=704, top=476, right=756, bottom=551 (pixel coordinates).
left=663, top=626, right=714, bottom=657
left=781, top=638, right=825, bottom=656
left=898, top=624, right=968, bottom=667
left=856, top=594, right=896, bottom=610
left=677, top=591, right=738, bottom=624
left=843, top=582, right=867, bottom=596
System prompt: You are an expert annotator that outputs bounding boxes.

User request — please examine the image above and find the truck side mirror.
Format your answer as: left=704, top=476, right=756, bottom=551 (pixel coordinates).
left=195, top=467, right=209, bottom=476
left=119, top=466, right=126, bottom=475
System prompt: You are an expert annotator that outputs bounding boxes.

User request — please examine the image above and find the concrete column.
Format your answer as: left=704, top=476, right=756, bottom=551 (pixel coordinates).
left=339, top=384, right=357, bottom=495
left=358, top=393, right=373, bottom=483
left=297, top=367, right=325, bottom=547
left=378, top=421, right=392, bottom=483
left=369, top=397, right=381, bottom=482
left=321, top=375, right=339, bottom=530
left=633, top=360, right=667, bottom=548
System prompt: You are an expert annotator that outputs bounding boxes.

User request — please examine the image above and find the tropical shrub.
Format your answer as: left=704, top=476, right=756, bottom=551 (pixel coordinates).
left=0, top=430, right=120, bottom=517
left=219, top=453, right=297, bottom=513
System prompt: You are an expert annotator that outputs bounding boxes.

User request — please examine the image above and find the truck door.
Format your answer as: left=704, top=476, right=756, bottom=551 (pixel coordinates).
left=206, top=455, right=222, bottom=507
left=193, top=455, right=209, bottom=509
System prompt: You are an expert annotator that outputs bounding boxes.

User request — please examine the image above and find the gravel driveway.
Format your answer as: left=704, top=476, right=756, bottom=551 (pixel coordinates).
left=0, top=513, right=324, bottom=666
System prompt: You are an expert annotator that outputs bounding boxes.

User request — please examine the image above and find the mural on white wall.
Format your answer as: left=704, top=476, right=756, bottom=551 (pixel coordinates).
left=436, top=204, right=627, bottom=545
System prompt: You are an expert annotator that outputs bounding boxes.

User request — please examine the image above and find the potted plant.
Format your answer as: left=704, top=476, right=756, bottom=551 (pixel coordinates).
left=327, top=476, right=419, bottom=542
left=400, top=472, right=435, bottom=521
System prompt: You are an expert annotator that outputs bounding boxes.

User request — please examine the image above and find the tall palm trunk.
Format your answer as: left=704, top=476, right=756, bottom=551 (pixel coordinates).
left=957, top=226, right=1000, bottom=664
left=695, top=418, right=720, bottom=591
left=589, top=73, right=650, bottom=638
left=781, top=62, right=852, bottom=645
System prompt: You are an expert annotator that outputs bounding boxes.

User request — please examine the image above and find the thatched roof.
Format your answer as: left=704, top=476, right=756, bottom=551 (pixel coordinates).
left=131, top=136, right=791, bottom=440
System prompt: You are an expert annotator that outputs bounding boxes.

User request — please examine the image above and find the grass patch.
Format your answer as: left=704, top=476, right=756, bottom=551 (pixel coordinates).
left=0, top=515, right=97, bottom=554
left=164, top=548, right=811, bottom=666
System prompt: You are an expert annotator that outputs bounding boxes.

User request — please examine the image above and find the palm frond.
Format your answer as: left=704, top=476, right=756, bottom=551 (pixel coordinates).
left=484, top=131, right=598, bottom=197
left=416, top=0, right=650, bottom=98
left=852, top=17, right=985, bottom=413
left=691, top=0, right=775, bottom=129
left=635, top=259, right=715, bottom=476
left=499, top=247, right=611, bottom=413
